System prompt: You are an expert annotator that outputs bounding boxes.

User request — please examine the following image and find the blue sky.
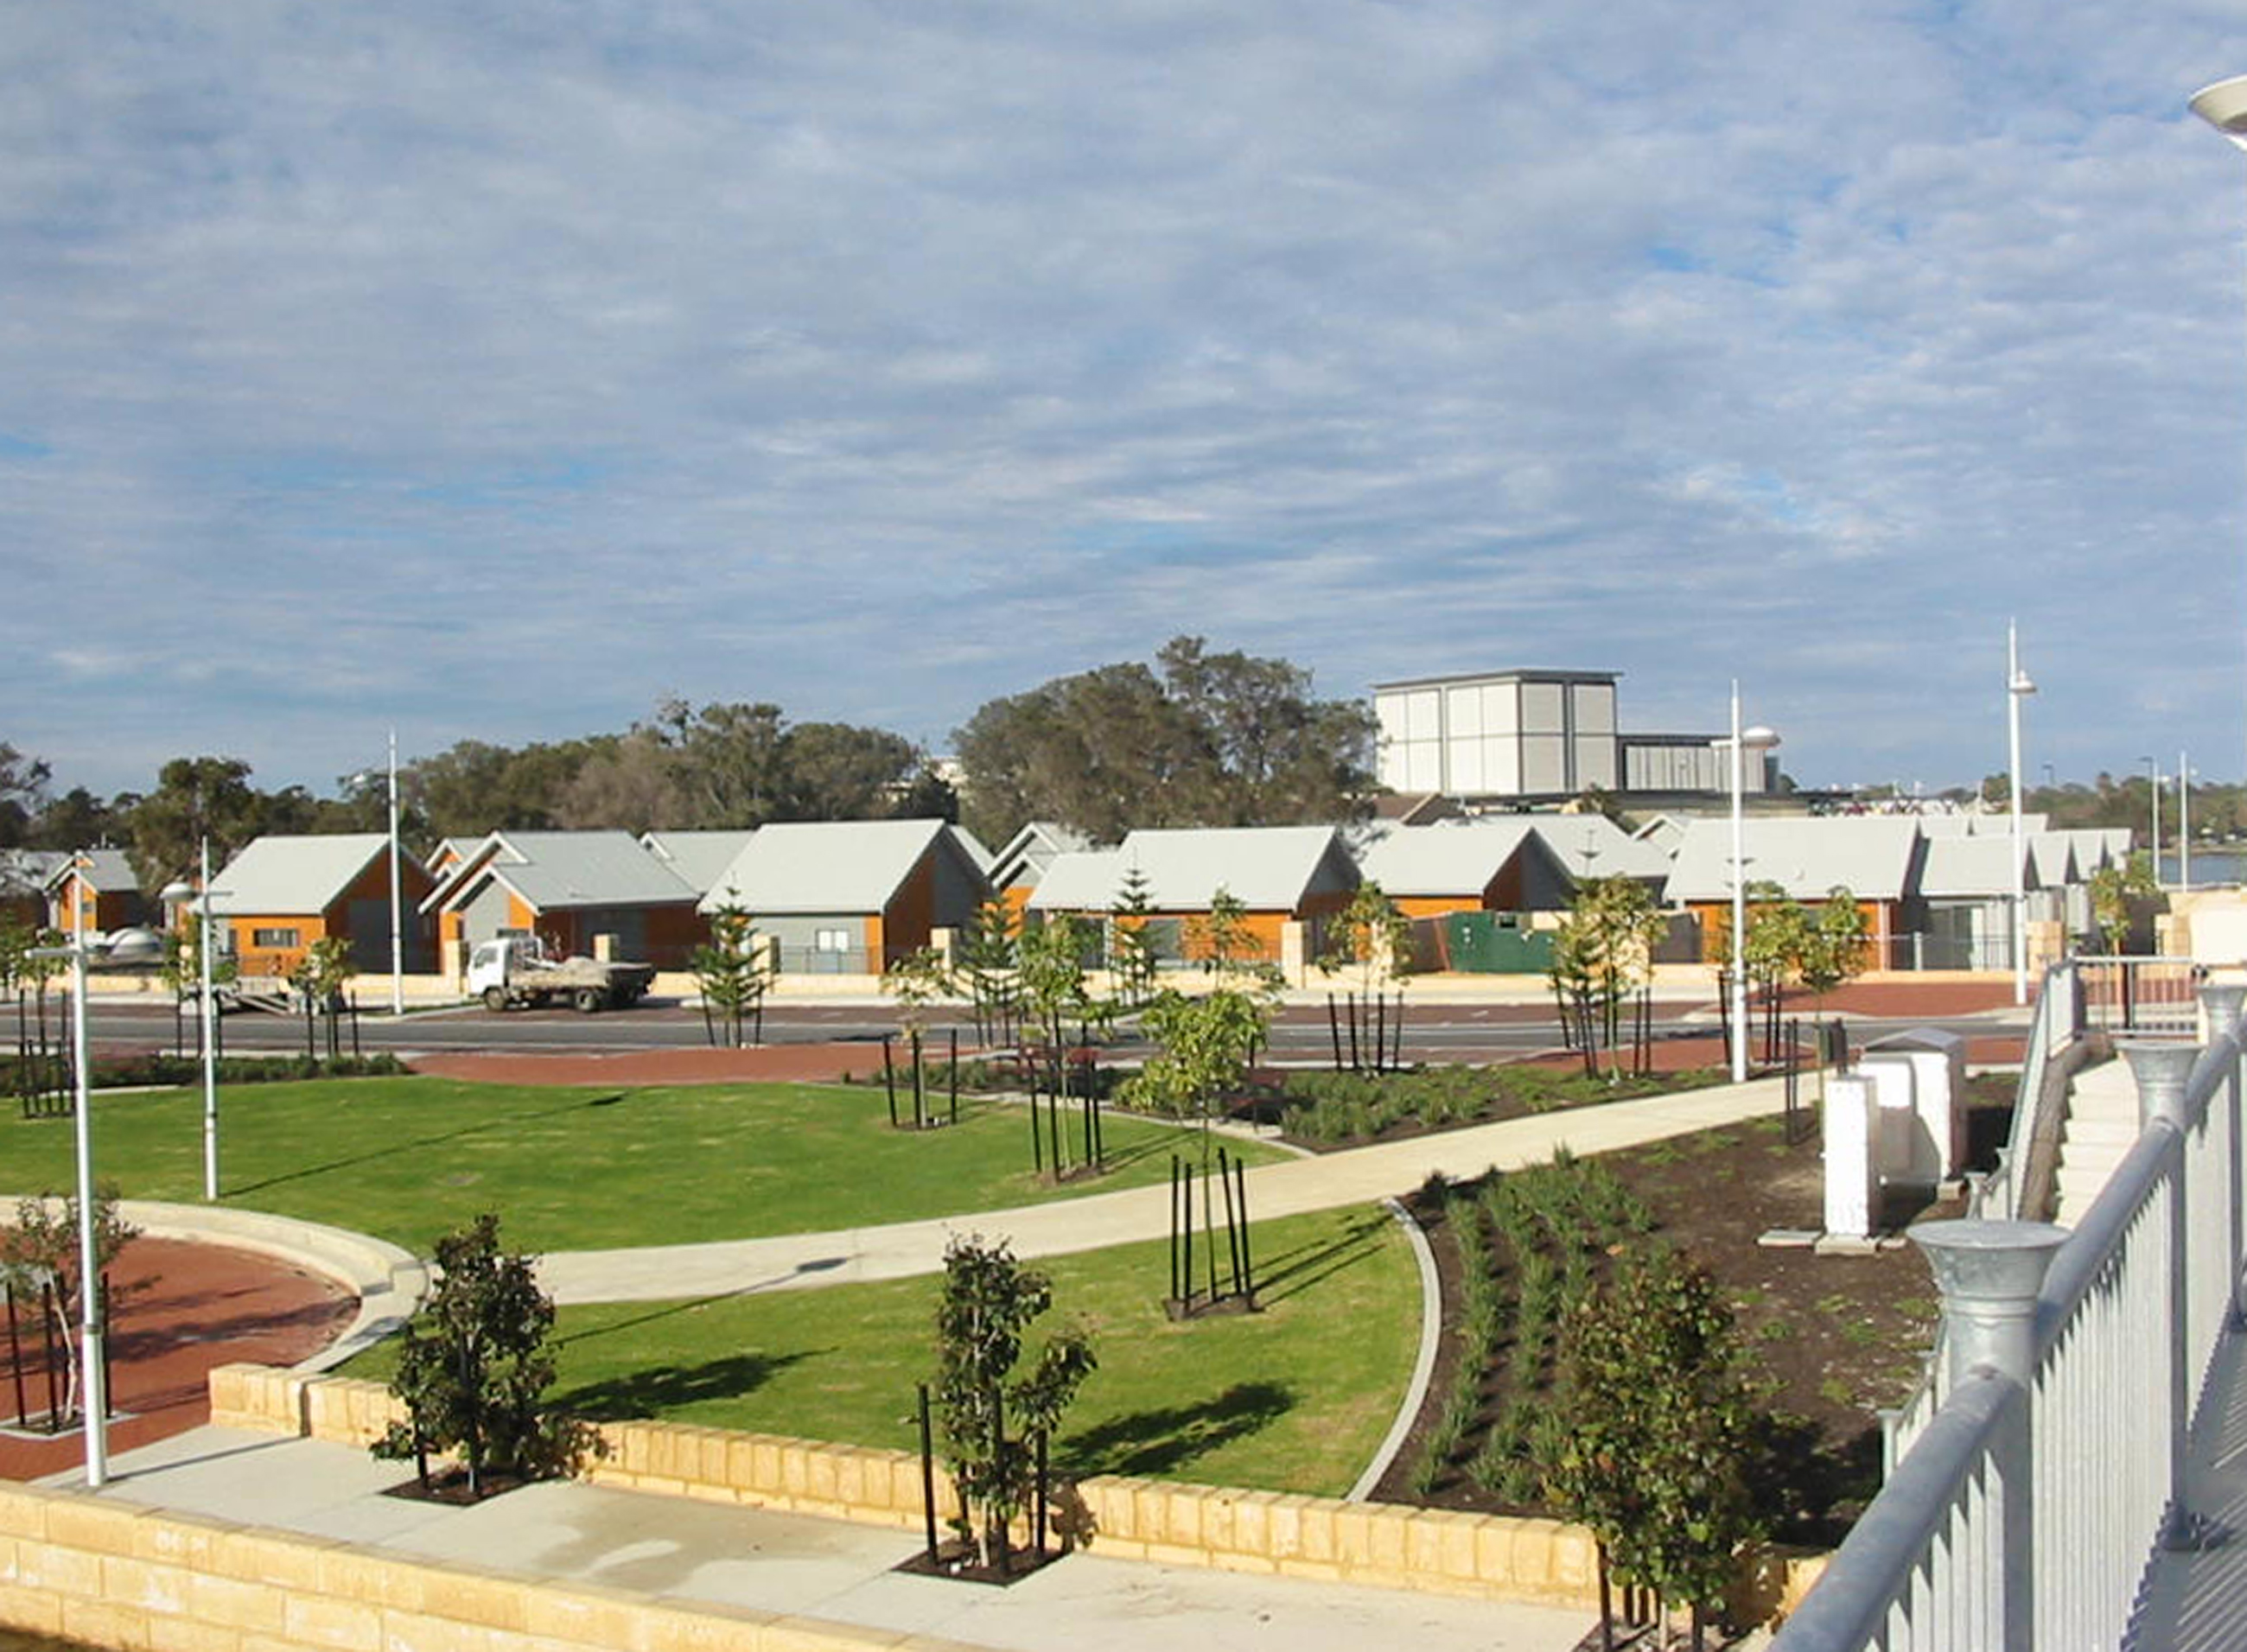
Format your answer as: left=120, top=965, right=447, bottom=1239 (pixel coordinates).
left=7, top=3, right=2247, bottom=798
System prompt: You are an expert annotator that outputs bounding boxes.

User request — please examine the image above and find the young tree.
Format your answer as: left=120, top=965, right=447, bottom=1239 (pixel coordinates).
left=958, top=893, right=1022, bottom=1045
left=1106, top=863, right=1162, bottom=1012
left=1017, top=915, right=1095, bottom=1052
left=1123, top=987, right=1270, bottom=1128
left=691, top=905, right=772, bottom=1047
left=1548, top=875, right=1667, bottom=1079
left=372, top=1214, right=598, bottom=1496
left=1796, top=886, right=1873, bottom=1008
left=0, top=1188, right=139, bottom=1421
left=288, top=936, right=358, bottom=1060
left=933, top=1235, right=1096, bottom=1571
left=1317, top=880, right=1412, bottom=1074
left=2089, top=851, right=2161, bottom=955
left=1546, top=1246, right=1766, bottom=1649
left=883, top=944, right=955, bottom=1123
left=1190, top=886, right=1283, bottom=998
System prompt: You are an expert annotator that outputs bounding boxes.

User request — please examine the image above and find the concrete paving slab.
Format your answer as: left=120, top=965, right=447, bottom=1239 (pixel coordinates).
left=82, top=1429, right=1599, bottom=1652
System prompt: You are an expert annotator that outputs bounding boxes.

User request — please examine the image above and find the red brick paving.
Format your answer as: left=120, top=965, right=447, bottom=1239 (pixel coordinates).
left=0, top=1237, right=354, bottom=1481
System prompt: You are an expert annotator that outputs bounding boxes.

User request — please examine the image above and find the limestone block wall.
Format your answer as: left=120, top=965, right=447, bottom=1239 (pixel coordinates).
left=208, top=1364, right=1824, bottom=1620
left=0, top=1477, right=973, bottom=1652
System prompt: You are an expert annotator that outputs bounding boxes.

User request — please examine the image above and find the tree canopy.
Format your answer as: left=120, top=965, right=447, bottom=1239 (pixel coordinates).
left=952, top=636, right=1376, bottom=844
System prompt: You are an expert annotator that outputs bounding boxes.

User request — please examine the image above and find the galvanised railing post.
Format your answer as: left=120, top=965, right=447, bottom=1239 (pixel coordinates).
left=2122, top=1039, right=2202, bottom=1554
left=2199, top=984, right=2247, bottom=1330
left=1911, top=1219, right=2070, bottom=1652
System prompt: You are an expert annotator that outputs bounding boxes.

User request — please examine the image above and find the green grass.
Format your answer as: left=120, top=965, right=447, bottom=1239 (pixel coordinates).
left=346, top=1204, right=1418, bottom=1497
left=0, top=1077, right=1287, bottom=1255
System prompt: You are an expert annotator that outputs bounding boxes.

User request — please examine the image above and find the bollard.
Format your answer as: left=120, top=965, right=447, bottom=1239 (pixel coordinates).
left=2120, top=1039, right=2200, bottom=1131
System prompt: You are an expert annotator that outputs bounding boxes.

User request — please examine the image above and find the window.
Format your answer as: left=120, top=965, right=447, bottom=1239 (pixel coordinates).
left=251, top=928, right=301, bottom=949
left=814, top=928, right=853, bottom=953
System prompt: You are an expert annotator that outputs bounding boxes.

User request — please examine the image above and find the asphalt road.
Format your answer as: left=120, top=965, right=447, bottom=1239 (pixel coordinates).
left=77, top=995, right=2027, bottom=1066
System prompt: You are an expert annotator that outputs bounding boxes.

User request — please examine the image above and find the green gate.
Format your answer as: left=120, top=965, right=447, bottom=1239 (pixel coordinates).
left=1441, top=912, right=1554, bottom=974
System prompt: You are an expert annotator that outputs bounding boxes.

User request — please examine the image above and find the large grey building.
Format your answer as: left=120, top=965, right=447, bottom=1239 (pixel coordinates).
left=1372, top=668, right=1773, bottom=804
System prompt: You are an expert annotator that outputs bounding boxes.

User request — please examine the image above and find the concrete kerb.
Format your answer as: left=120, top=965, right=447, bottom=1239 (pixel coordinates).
left=1346, top=1196, right=1442, bottom=1503
left=111, top=1201, right=428, bottom=1371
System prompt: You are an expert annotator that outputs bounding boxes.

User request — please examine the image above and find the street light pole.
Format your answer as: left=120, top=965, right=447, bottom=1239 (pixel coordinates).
left=2142, top=755, right=2161, bottom=880
left=1716, top=685, right=1779, bottom=1084
left=2191, top=74, right=2247, bottom=799
left=198, top=841, right=219, bottom=1198
left=30, top=864, right=161, bottom=1489
left=67, top=860, right=104, bottom=1489
left=2008, top=621, right=2036, bottom=1005
left=2180, top=752, right=2193, bottom=893
left=387, top=728, right=404, bottom=1018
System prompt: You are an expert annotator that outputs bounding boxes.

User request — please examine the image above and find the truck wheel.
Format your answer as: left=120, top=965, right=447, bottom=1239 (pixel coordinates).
left=573, top=987, right=603, bottom=1013
left=482, top=987, right=508, bottom=1013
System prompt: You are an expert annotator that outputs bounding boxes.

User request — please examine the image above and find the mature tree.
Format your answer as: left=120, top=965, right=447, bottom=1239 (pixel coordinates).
left=29, top=787, right=124, bottom=852
left=557, top=729, right=688, bottom=830
left=952, top=638, right=1375, bottom=843
left=782, top=721, right=919, bottom=819
left=660, top=699, right=790, bottom=827
left=0, top=743, right=51, bottom=848
left=125, top=757, right=269, bottom=891
left=933, top=1235, right=1096, bottom=1571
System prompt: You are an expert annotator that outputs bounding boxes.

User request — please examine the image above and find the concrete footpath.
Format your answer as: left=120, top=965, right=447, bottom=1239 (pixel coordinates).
left=538, top=1072, right=1798, bottom=1304
left=67, top=1427, right=1601, bottom=1652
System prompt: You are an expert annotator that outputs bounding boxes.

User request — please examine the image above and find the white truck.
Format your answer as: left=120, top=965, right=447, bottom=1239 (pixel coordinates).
left=468, top=936, right=656, bottom=1013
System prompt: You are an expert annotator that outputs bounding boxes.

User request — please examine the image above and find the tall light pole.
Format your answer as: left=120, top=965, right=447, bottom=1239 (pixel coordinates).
left=1715, top=684, right=1779, bottom=1083
left=352, top=734, right=406, bottom=1016
left=2142, top=754, right=2162, bottom=880
left=2008, top=622, right=2036, bottom=1005
left=162, top=843, right=229, bottom=1200
left=2179, top=752, right=2193, bottom=892
left=386, top=728, right=403, bottom=1017
left=2191, top=74, right=2247, bottom=797
left=30, top=861, right=163, bottom=1490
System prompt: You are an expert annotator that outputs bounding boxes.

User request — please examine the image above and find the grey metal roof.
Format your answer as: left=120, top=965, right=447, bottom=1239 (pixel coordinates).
left=1917, top=836, right=2035, bottom=899
left=697, top=819, right=978, bottom=915
left=44, top=847, right=137, bottom=893
left=1029, top=826, right=1357, bottom=912
left=1355, top=819, right=1541, bottom=897
left=1527, top=816, right=1672, bottom=881
left=213, top=835, right=391, bottom=913
left=640, top=830, right=761, bottom=898
left=1022, top=848, right=1124, bottom=912
left=990, top=822, right=1097, bottom=892
left=429, top=830, right=697, bottom=914
left=1665, top=816, right=1922, bottom=902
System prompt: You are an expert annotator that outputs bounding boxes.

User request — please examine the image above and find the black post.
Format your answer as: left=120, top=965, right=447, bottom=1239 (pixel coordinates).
left=1034, top=1428, right=1050, bottom=1557
left=1180, top=1162, right=1194, bottom=1312
left=40, top=1280, right=60, bottom=1433
left=911, top=1029, right=926, bottom=1129
left=97, top=1271, right=111, bottom=1420
left=1327, top=994, right=1343, bottom=1071
left=5, top=1282, right=24, bottom=1426
left=990, top=1387, right=1009, bottom=1573
left=1346, top=991, right=1361, bottom=1073
left=1080, top=1090, right=1094, bottom=1169
left=917, top=1382, right=940, bottom=1565
left=949, top=1029, right=960, bottom=1126
left=1218, top=1147, right=1243, bottom=1297
left=883, top=1037, right=899, bottom=1128
left=1372, top=988, right=1387, bottom=1075
left=1233, top=1154, right=1254, bottom=1301
left=1046, top=1080, right=1063, bottom=1177
left=1168, top=1160, right=1186, bottom=1303
left=1202, top=1162, right=1219, bottom=1304
left=1030, top=1088, right=1044, bottom=1173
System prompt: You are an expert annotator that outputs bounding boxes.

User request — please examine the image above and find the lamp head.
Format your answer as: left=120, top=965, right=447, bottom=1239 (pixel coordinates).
left=2192, top=76, right=2247, bottom=149
left=2009, top=669, right=2036, bottom=697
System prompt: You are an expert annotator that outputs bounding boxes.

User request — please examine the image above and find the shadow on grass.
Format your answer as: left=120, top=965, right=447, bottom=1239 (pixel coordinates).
left=1250, top=1210, right=1391, bottom=1306
left=1054, top=1380, right=1295, bottom=1478
left=225, top=1091, right=631, bottom=1198
left=556, top=1349, right=822, bottom=1420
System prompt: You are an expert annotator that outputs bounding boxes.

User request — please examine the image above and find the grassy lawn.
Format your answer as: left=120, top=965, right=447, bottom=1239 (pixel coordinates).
left=346, top=1204, right=1419, bottom=1497
left=0, top=1077, right=1287, bottom=1255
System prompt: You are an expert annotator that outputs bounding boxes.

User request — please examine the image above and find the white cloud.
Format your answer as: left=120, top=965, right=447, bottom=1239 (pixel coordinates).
left=5, top=3, right=2247, bottom=795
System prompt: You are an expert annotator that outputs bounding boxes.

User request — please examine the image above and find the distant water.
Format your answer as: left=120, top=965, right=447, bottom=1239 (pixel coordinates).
left=2162, top=852, right=2244, bottom=887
